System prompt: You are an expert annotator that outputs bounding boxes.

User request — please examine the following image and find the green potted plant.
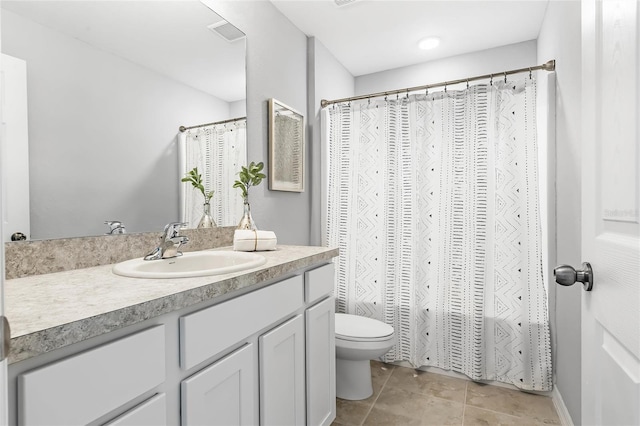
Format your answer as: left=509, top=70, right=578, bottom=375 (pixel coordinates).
left=233, top=161, right=266, bottom=230
left=182, top=167, right=215, bottom=228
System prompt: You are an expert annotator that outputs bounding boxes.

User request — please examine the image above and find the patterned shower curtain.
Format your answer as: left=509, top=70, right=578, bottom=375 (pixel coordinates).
left=179, top=119, right=247, bottom=227
left=324, top=79, right=552, bottom=391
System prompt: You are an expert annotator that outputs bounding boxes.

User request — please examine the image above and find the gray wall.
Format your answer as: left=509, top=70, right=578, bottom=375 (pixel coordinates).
left=307, top=37, right=355, bottom=245
left=205, top=0, right=311, bottom=245
left=538, top=2, right=582, bottom=424
left=355, top=40, right=537, bottom=95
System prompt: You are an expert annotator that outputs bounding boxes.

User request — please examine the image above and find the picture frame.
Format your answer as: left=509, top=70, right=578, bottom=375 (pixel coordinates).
left=268, top=98, right=305, bottom=192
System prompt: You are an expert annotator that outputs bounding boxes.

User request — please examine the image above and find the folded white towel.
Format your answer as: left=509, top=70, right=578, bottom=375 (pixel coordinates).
left=233, top=230, right=277, bottom=252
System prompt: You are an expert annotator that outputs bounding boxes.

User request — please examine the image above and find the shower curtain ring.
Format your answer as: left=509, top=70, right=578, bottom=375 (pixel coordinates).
left=504, top=71, right=507, bottom=83
left=529, top=67, right=532, bottom=79
left=444, top=82, right=448, bottom=92
left=490, top=74, right=493, bottom=85
left=466, top=79, right=469, bottom=89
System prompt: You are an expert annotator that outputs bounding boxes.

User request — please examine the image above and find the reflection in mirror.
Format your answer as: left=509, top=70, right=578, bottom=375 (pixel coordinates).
left=179, top=116, right=246, bottom=228
left=1, top=1, right=246, bottom=241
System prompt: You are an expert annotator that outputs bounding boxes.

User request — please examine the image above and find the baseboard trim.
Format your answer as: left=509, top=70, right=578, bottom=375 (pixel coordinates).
left=552, top=387, right=575, bottom=426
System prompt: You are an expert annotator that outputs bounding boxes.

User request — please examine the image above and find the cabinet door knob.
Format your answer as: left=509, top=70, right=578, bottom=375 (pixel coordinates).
left=554, top=262, right=593, bottom=291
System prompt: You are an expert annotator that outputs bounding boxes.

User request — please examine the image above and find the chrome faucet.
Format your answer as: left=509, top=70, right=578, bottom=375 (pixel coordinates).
left=144, top=222, right=189, bottom=260
left=104, top=220, right=126, bottom=234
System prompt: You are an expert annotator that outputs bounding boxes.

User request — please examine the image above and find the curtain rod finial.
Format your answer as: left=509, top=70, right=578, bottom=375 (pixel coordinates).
left=179, top=126, right=187, bottom=133
left=543, top=60, right=556, bottom=71
left=321, top=99, right=329, bottom=108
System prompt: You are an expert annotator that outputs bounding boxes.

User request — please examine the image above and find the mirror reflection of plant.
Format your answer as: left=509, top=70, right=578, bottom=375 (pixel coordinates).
left=182, top=167, right=214, bottom=203
left=234, top=161, right=266, bottom=201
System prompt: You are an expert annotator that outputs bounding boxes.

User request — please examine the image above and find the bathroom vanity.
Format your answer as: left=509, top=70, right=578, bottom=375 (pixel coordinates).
left=5, top=245, right=338, bottom=426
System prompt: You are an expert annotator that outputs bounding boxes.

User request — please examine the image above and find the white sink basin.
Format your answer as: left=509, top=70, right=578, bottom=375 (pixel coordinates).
left=113, top=250, right=266, bottom=279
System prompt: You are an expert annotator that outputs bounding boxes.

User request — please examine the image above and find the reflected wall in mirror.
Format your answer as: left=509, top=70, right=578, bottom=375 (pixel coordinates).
left=268, top=98, right=304, bottom=192
left=1, top=1, right=247, bottom=241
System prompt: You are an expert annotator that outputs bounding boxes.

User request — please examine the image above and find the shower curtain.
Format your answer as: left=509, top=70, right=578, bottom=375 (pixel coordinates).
left=324, top=78, right=552, bottom=391
left=179, top=119, right=246, bottom=227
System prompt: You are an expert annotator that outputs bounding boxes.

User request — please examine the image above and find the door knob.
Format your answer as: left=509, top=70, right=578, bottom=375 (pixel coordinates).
left=554, top=262, right=593, bottom=291
left=11, top=232, right=26, bottom=241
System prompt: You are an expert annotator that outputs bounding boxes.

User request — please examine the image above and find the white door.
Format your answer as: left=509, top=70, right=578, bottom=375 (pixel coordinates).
left=581, top=1, right=640, bottom=425
left=259, top=314, right=305, bottom=426
left=1, top=54, right=30, bottom=242
left=0, top=49, right=11, bottom=425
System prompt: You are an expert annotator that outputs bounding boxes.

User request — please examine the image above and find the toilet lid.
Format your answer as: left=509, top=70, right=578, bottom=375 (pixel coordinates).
left=335, top=313, right=394, bottom=340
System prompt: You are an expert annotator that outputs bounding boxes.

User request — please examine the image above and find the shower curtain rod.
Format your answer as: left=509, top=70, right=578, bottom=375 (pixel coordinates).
left=320, top=59, right=555, bottom=108
left=179, top=116, right=246, bottom=133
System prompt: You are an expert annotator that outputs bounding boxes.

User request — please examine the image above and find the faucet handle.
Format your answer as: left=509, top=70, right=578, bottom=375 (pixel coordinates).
left=163, top=222, right=188, bottom=239
left=105, top=220, right=126, bottom=234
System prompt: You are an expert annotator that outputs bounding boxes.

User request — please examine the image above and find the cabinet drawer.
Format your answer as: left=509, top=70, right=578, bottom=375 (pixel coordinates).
left=180, top=275, right=304, bottom=370
left=304, top=263, right=335, bottom=304
left=104, top=393, right=167, bottom=426
left=18, top=325, right=165, bottom=426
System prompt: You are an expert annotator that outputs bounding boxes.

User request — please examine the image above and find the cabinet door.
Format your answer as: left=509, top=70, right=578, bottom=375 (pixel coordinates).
left=181, top=343, right=256, bottom=426
left=306, top=297, right=336, bottom=426
left=259, top=315, right=305, bottom=426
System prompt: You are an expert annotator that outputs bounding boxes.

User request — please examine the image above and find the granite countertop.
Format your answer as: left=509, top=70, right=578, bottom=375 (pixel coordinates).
left=6, top=245, right=338, bottom=364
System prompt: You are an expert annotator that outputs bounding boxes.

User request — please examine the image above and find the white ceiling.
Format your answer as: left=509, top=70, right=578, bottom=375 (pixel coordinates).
left=271, top=0, right=550, bottom=77
left=3, top=1, right=550, bottom=100
left=1, top=1, right=246, bottom=102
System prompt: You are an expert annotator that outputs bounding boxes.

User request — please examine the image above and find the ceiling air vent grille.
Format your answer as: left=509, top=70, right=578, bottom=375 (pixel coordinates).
left=207, top=21, right=245, bottom=42
left=334, top=0, right=357, bottom=6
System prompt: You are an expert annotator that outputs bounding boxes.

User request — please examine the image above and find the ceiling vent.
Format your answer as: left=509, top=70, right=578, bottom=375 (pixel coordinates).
left=207, top=21, right=245, bottom=42
left=334, top=0, right=357, bottom=6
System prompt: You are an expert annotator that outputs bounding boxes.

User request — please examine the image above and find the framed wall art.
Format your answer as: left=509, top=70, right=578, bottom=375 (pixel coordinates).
left=268, top=98, right=304, bottom=192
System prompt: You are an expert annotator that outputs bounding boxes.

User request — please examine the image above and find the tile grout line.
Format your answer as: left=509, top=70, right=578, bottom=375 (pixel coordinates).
left=464, top=404, right=548, bottom=422
left=461, top=379, right=468, bottom=425
left=358, top=365, right=395, bottom=426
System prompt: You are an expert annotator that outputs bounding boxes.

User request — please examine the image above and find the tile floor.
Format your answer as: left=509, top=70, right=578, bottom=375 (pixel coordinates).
left=333, top=361, right=561, bottom=426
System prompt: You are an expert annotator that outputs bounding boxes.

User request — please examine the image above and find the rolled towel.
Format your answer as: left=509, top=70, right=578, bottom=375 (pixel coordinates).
left=233, top=230, right=277, bottom=252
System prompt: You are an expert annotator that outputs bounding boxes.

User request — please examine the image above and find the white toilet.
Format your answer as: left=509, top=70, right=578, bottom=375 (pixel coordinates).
left=335, top=313, right=395, bottom=400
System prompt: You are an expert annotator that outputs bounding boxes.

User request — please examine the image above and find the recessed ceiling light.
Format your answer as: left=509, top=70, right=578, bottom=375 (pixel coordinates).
left=418, top=37, right=440, bottom=50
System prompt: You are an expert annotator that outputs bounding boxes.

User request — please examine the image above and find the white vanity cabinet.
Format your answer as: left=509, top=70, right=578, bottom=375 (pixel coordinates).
left=305, top=296, right=336, bottom=426
left=104, top=394, right=168, bottom=426
left=17, top=326, right=166, bottom=426
left=259, top=314, right=306, bottom=425
left=304, top=263, right=337, bottom=426
left=181, top=343, right=256, bottom=426
left=9, top=261, right=336, bottom=426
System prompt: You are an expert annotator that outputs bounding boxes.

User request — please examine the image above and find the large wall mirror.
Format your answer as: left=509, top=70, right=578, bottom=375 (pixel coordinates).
left=1, top=1, right=247, bottom=241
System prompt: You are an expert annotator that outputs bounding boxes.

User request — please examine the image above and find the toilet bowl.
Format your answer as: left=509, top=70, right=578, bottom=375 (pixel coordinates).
left=335, top=313, right=395, bottom=400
